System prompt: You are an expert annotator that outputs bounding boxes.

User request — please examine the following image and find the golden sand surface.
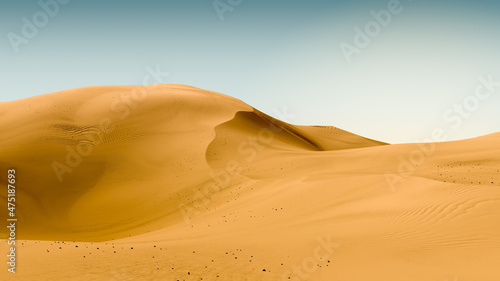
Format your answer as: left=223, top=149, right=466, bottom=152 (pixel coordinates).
left=1, top=85, right=499, bottom=280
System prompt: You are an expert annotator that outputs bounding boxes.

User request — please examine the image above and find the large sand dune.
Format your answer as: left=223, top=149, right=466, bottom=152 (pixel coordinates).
left=1, top=85, right=499, bottom=281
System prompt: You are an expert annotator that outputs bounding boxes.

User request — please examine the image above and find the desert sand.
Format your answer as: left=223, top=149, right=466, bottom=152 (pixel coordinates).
left=1, top=84, right=499, bottom=281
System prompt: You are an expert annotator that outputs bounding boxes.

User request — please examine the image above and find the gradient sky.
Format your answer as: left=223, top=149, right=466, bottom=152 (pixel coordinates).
left=2, top=0, right=500, bottom=143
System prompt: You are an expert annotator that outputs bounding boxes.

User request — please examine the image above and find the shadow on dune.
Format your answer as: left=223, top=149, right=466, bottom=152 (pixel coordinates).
left=206, top=109, right=387, bottom=170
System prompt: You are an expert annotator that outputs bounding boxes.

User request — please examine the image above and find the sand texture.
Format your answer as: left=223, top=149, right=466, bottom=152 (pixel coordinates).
left=1, top=85, right=499, bottom=281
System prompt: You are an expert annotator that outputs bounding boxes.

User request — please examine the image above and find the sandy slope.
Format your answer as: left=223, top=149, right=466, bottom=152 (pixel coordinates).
left=1, top=85, right=499, bottom=281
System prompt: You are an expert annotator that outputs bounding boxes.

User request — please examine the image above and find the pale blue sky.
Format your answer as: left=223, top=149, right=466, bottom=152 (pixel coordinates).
left=2, top=0, right=500, bottom=143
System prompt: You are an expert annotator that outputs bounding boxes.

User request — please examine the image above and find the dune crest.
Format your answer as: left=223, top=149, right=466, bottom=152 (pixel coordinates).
left=0, top=84, right=386, bottom=241
left=1, top=85, right=499, bottom=281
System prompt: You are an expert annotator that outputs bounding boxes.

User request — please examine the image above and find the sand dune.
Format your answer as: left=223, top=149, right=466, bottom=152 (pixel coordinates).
left=1, top=85, right=499, bottom=281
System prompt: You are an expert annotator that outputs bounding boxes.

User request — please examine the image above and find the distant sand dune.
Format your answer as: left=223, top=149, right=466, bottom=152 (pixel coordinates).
left=1, top=85, right=499, bottom=281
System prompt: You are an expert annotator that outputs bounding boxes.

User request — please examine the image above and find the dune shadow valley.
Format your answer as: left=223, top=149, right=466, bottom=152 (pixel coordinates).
left=1, top=84, right=500, bottom=281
